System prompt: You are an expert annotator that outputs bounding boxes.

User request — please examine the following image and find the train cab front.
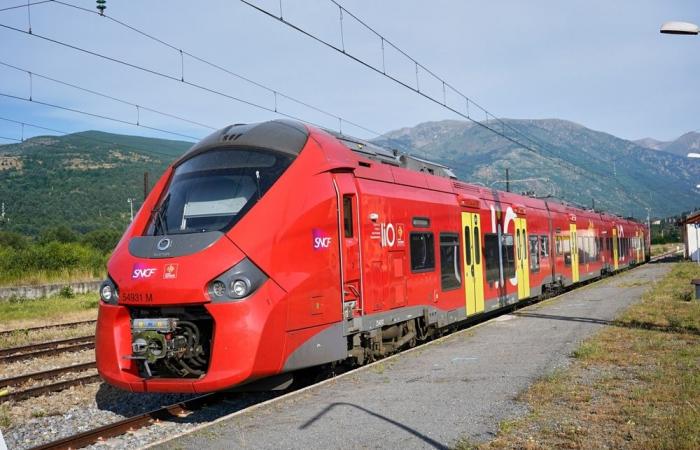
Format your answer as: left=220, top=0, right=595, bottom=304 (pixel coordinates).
left=95, top=120, right=309, bottom=393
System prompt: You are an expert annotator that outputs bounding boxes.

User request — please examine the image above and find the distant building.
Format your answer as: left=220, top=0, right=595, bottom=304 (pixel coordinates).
left=683, top=211, right=700, bottom=261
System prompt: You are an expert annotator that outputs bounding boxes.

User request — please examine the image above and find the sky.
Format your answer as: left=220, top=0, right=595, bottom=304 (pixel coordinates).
left=0, top=0, right=698, bottom=146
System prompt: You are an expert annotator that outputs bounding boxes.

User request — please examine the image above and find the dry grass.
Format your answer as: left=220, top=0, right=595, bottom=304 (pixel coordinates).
left=462, top=262, right=700, bottom=450
left=0, top=268, right=103, bottom=287
left=651, top=243, right=682, bottom=257
left=0, top=293, right=98, bottom=340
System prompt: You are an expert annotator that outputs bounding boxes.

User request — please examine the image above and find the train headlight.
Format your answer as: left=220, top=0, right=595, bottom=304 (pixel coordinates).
left=231, top=279, right=249, bottom=297
left=212, top=281, right=226, bottom=297
left=207, top=258, right=267, bottom=302
left=100, top=278, right=119, bottom=305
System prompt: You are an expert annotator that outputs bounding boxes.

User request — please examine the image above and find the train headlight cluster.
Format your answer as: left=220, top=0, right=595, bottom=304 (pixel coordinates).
left=100, top=278, right=119, bottom=304
left=208, top=258, right=267, bottom=302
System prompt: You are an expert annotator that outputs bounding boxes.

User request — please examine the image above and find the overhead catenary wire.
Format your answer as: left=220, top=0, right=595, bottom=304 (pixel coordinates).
left=239, top=0, right=656, bottom=218
left=0, top=0, right=392, bottom=141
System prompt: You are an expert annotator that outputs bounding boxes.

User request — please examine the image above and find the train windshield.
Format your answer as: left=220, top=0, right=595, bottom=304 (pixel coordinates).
left=147, top=148, right=294, bottom=235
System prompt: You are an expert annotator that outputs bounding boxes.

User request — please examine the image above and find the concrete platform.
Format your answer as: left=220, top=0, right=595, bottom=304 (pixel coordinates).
left=151, top=262, right=671, bottom=450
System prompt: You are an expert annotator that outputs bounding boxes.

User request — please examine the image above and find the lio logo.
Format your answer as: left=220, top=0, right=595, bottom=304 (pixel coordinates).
left=312, top=228, right=332, bottom=250
left=132, top=263, right=157, bottom=279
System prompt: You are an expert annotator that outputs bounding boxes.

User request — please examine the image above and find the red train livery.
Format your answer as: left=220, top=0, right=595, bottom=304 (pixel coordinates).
left=96, top=120, right=650, bottom=393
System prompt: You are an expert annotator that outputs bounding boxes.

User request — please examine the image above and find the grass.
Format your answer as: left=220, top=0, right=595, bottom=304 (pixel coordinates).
left=0, top=292, right=99, bottom=323
left=651, top=243, right=682, bottom=257
left=0, top=268, right=104, bottom=287
left=461, top=261, right=700, bottom=450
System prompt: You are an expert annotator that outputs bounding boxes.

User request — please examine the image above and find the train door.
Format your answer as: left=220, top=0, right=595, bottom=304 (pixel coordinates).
left=570, top=223, right=579, bottom=282
left=461, top=212, right=484, bottom=315
left=515, top=217, right=530, bottom=300
left=612, top=227, right=619, bottom=270
left=636, top=231, right=641, bottom=262
left=333, top=174, right=362, bottom=320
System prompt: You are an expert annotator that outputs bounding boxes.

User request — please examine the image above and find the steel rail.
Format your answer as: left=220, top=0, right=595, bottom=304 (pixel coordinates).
left=29, top=393, right=224, bottom=450
left=0, top=335, right=94, bottom=357
left=0, top=340, right=95, bottom=363
left=0, top=319, right=96, bottom=337
left=0, top=361, right=96, bottom=389
left=0, top=373, right=101, bottom=404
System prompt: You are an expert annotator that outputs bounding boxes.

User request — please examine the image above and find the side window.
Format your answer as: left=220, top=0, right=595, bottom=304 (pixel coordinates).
left=564, top=236, right=571, bottom=266
left=410, top=232, right=435, bottom=272
left=342, top=195, right=353, bottom=238
left=502, top=234, right=516, bottom=279
left=464, top=226, right=472, bottom=266
left=484, top=234, right=500, bottom=283
left=529, top=235, right=540, bottom=272
left=440, top=234, right=461, bottom=291
left=555, top=236, right=562, bottom=255
left=539, top=235, right=549, bottom=258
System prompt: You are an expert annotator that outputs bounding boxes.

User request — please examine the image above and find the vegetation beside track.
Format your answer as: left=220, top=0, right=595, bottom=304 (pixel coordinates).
left=0, top=292, right=98, bottom=330
left=650, top=242, right=682, bottom=257
left=456, top=261, right=700, bottom=450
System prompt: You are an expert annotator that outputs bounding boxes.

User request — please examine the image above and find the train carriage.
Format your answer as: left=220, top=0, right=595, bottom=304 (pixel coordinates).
left=96, top=120, right=649, bottom=393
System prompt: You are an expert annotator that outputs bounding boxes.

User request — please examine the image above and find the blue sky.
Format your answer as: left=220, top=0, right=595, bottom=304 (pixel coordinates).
left=0, top=0, right=698, bottom=145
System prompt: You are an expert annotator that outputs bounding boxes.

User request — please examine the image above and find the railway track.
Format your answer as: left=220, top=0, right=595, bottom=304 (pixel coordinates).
left=0, top=319, right=96, bottom=337
left=30, top=393, right=225, bottom=450
left=0, top=335, right=95, bottom=363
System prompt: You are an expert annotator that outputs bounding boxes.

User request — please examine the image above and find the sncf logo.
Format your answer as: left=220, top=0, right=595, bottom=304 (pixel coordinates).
left=312, top=228, right=332, bottom=250
left=132, top=264, right=157, bottom=279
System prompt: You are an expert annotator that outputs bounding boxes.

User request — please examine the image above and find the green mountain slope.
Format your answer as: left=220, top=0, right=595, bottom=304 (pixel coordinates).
left=374, top=119, right=700, bottom=218
left=0, top=132, right=192, bottom=235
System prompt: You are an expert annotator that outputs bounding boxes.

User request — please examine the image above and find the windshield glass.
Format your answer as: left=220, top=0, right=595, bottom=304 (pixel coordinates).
left=147, top=148, right=294, bottom=235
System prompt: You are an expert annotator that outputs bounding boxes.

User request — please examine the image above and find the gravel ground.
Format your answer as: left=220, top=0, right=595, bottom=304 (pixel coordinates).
left=0, top=348, right=95, bottom=379
left=0, top=311, right=96, bottom=333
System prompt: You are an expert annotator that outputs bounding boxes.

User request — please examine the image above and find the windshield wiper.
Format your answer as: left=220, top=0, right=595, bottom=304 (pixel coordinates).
left=151, top=195, right=170, bottom=236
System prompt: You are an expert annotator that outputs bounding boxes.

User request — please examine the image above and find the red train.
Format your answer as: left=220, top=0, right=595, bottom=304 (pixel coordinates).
left=96, top=120, right=650, bottom=393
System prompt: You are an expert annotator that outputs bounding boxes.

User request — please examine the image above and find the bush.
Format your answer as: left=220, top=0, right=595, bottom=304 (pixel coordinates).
left=39, top=225, right=78, bottom=244
left=0, top=231, right=28, bottom=250
left=80, top=228, right=122, bottom=253
left=59, top=286, right=75, bottom=298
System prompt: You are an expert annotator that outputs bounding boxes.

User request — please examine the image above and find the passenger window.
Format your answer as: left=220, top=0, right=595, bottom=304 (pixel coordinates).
left=539, top=235, right=549, bottom=258
left=502, top=234, right=516, bottom=279
left=440, top=234, right=461, bottom=290
left=410, top=232, right=435, bottom=272
left=342, top=195, right=353, bottom=238
left=529, top=235, right=539, bottom=272
left=484, top=233, right=500, bottom=283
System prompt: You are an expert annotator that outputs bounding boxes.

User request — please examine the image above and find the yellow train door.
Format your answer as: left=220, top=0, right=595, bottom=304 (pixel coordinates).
left=515, top=217, right=530, bottom=300
left=461, top=212, right=485, bottom=316
left=612, top=227, right=619, bottom=270
left=570, top=223, right=579, bottom=282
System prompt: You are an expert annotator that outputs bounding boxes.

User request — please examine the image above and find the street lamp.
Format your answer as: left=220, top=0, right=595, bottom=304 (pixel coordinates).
left=660, top=21, right=699, bottom=35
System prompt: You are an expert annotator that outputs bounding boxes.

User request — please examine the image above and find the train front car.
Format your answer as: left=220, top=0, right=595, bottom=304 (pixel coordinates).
left=96, top=120, right=348, bottom=393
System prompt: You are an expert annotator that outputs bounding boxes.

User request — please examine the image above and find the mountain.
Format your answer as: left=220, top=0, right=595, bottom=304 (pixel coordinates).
left=374, top=119, right=700, bottom=218
left=0, top=131, right=192, bottom=235
left=634, top=131, right=700, bottom=157
left=633, top=137, right=668, bottom=151
left=1, top=120, right=698, bottom=236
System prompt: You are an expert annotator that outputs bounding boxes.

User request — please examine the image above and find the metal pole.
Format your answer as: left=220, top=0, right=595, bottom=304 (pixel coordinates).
left=505, top=168, right=510, bottom=192
left=127, top=198, right=134, bottom=222
left=143, top=172, right=149, bottom=200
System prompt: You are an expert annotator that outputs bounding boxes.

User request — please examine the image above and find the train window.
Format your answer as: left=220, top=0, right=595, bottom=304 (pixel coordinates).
left=440, top=234, right=461, bottom=291
left=529, top=235, right=539, bottom=272
left=555, top=236, right=562, bottom=255
left=464, top=226, right=472, bottom=266
left=502, top=234, right=516, bottom=279
left=516, top=230, right=521, bottom=261
left=484, top=234, right=500, bottom=283
left=410, top=232, right=435, bottom=272
left=540, top=235, right=549, bottom=258
left=343, top=195, right=354, bottom=238
left=473, top=226, right=481, bottom=265
left=412, top=217, right=430, bottom=228
left=563, top=236, right=571, bottom=266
